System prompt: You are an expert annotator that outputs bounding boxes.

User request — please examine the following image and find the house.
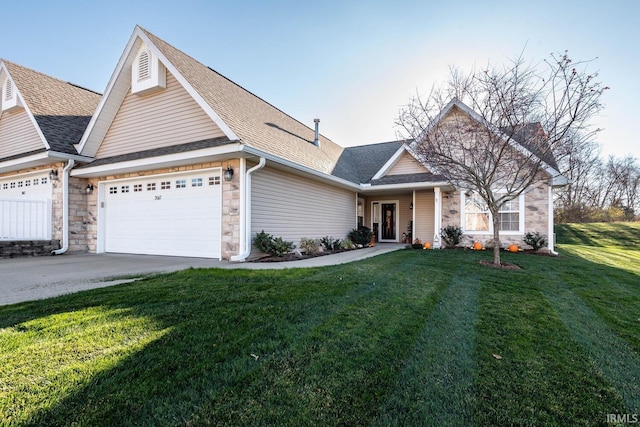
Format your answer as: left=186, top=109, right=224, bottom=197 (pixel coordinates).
left=0, top=26, right=566, bottom=260
left=0, top=60, right=101, bottom=257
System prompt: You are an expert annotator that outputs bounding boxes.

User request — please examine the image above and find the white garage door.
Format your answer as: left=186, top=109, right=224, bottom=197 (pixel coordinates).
left=103, top=170, right=222, bottom=258
left=0, top=173, right=52, bottom=240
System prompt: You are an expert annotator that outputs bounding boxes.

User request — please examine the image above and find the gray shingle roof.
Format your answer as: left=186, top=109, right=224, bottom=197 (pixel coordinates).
left=77, top=137, right=231, bottom=168
left=332, top=141, right=404, bottom=184
left=2, top=60, right=101, bottom=155
left=370, top=173, right=447, bottom=186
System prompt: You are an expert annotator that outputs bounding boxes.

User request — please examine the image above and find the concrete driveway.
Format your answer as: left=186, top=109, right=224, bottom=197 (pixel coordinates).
left=0, top=245, right=405, bottom=306
left=0, top=253, right=228, bottom=306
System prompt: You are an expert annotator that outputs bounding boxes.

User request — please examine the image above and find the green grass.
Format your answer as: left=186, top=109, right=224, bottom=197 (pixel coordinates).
left=1, top=222, right=639, bottom=426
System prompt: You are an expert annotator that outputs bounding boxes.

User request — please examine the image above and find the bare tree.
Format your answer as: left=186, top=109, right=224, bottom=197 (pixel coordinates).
left=397, top=52, right=608, bottom=265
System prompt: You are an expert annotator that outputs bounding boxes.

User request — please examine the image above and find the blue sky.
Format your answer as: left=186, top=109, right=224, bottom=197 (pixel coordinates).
left=2, top=0, right=637, bottom=157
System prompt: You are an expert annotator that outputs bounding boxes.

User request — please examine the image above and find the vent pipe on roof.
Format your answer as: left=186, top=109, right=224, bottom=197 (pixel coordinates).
left=313, top=118, right=320, bottom=147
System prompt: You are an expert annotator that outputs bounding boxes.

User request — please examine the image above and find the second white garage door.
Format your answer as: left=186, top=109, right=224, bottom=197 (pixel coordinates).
left=103, top=170, right=222, bottom=258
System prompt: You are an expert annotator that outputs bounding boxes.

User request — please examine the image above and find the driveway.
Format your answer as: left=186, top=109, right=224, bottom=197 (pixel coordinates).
left=0, top=245, right=405, bottom=306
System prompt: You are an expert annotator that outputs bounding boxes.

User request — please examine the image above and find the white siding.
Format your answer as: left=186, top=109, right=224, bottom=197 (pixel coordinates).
left=0, top=109, right=43, bottom=157
left=414, top=190, right=435, bottom=244
left=387, top=152, right=427, bottom=175
left=97, top=71, right=226, bottom=158
left=251, top=167, right=356, bottom=246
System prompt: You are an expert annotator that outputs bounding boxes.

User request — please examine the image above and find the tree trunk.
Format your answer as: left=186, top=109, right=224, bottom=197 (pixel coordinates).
left=491, top=209, right=501, bottom=265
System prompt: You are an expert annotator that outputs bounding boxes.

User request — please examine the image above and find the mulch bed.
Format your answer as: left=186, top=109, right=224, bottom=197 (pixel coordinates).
left=252, top=248, right=355, bottom=263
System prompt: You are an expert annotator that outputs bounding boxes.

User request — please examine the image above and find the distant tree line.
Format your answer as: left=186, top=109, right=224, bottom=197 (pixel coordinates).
left=555, top=134, right=639, bottom=223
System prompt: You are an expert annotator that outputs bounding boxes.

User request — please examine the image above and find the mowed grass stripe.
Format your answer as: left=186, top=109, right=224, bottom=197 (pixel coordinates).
left=374, top=273, right=479, bottom=427
left=194, top=252, right=451, bottom=425
left=475, top=276, right=625, bottom=425
left=542, top=279, right=640, bottom=413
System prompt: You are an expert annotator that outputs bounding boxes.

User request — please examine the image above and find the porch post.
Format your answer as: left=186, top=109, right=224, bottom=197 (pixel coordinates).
left=433, top=187, right=442, bottom=248
left=412, top=190, right=416, bottom=242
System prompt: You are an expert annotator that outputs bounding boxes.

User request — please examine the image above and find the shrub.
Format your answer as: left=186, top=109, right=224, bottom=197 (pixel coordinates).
left=441, top=225, right=463, bottom=248
left=254, top=230, right=274, bottom=254
left=299, top=238, right=321, bottom=255
left=253, top=230, right=295, bottom=257
left=320, top=236, right=342, bottom=251
left=523, top=231, right=547, bottom=251
left=340, top=239, right=355, bottom=250
left=348, top=226, right=373, bottom=247
left=411, top=243, right=423, bottom=249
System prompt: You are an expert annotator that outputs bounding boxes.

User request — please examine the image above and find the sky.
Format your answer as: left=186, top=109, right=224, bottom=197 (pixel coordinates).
left=2, top=0, right=638, bottom=158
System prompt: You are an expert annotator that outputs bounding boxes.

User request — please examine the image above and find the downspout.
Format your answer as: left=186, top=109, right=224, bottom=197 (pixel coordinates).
left=230, top=157, right=266, bottom=261
left=52, top=159, right=75, bottom=255
left=548, top=185, right=558, bottom=255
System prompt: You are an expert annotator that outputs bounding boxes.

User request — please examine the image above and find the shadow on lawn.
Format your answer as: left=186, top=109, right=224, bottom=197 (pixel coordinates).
left=3, top=247, right=639, bottom=426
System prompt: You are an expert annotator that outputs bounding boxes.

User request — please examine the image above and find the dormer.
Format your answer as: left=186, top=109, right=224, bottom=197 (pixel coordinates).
left=131, top=43, right=166, bottom=95
left=1, top=77, right=23, bottom=111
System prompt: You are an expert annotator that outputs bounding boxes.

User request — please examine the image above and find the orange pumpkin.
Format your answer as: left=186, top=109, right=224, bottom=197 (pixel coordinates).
left=473, top=241, right=483, bottom=250
left=423, top=242, right=431, bottom=250
left=508, top=244, right=519, bottom=253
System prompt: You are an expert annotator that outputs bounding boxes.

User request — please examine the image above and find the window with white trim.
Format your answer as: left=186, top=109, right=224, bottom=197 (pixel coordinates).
left=464, top=193, right=490, bottom=232
left=191, top=178, right=203, bottom=187
left=208, top=176, right=221, bottom=186
left=147, top=183, right=156, bottom=191
left=498, top=198, right=520, bottom=231
left=121, top=185, right=130, bottom=193
left=176, top=179, right=186, bottom=188
left=134, top=184, right=142, bottom=192
left=461, top=191, right=524, bottom=234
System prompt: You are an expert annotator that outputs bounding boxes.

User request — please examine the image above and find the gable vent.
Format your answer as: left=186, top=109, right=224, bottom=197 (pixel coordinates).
left=1, top=78, right=22, bottom=111
left=4, top=79, right=12, bottom=101
left=137, top=50, right=151, bottom=81
left=131, top=44, right=166, bottom=95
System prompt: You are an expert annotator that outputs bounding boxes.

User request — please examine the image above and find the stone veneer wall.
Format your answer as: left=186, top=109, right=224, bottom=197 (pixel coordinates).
left=440, top=181, right=552, bottom=249
left=76, top=159, right=241, bottom=260
left=0, top=240, right=61, bottom=258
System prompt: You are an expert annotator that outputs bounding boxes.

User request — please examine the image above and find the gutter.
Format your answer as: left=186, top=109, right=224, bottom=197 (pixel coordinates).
left=230, top=157, right=266, bottom=262
left=52, top=159, right=75, bottom=255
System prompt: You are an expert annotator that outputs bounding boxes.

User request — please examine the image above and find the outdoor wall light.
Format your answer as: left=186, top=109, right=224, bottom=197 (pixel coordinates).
left=409, top=202, right=413, bottom=210
left=85, top=184, right=94, bottom=194
left=49, top=169, right=59, bottom=181
left=223, top=165, right=234, bottom=181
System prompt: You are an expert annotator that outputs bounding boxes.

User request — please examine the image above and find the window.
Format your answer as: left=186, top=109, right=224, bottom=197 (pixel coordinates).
left=161, top=181, right=171, bottom=190
left=2, top=183, right=7, bottom=190
left=464, top=193, right=490, bottom=232
left=10, top=182, right=15, bottom=189
left=147, top=183, right=156, bottom=191
left=191, top=178, right=203, bottom=187
left=498, top=198, right=520, bottom=231
left=41, top=177, right=48, bottom=184
left=25, top=180, right=31, bottom=187
left=208, top=176, right=221, bottom=186
left=17, top=181, right=23, bottom=188
left=121, top=185, right=130, bottom=193
left=134, top=184, right=142, bottom=192
left=33, top=179, right=39, bottom=186
left=109, top=186, right=118, bottom=194
left=176, top=179, right=186, bottom=188
left=462, top=191, right=524, bottom=234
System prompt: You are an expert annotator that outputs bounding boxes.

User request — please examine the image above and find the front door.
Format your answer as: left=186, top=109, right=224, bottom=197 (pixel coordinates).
left=380, top=202, right=397, bottom=241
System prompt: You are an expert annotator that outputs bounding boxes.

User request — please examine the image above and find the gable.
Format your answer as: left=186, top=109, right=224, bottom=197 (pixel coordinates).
left=0, top=109, right=44, bottom=159
left=386, top=151, right=430, bottom=176
left=96, top=69, right=227, bottom=159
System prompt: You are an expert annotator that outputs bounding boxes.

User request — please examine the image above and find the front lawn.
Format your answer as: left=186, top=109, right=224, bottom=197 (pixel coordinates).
left=1, top=222, right=639, bottom=426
